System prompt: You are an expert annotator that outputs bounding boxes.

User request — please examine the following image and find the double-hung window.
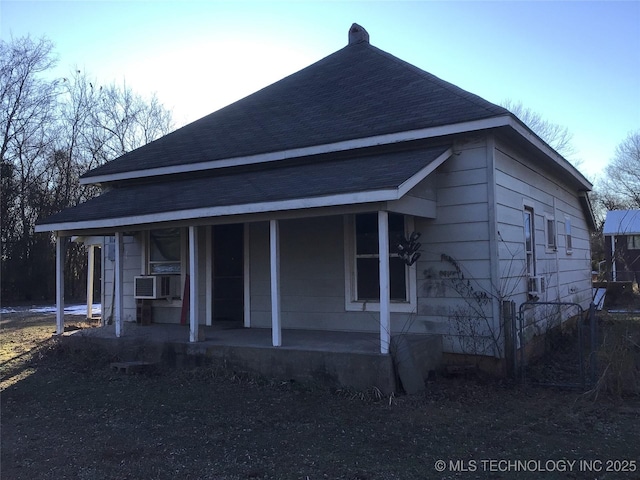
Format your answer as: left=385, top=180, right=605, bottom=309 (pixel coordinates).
left=345, top=212, right=417, bottom=312
left=149, top=228, right=182, bottom=275
left=565, top=216, right=573, bottom=254
left=545, top=214, right=556, bottom=251
left=524, top=207, right=536, bottom=276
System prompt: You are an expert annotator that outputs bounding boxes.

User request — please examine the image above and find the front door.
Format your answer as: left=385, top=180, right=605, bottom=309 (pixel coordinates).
left=212, top=224, right=244, bottom=323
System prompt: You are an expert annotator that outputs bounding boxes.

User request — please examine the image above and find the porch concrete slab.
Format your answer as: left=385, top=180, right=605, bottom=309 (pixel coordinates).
left=67, top=322, right=384, bottom=354
left=62, top=322, right=441, bottom=393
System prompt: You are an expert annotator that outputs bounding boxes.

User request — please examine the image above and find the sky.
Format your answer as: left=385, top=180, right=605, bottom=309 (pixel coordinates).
left=1, top=1, right=639, bottom=182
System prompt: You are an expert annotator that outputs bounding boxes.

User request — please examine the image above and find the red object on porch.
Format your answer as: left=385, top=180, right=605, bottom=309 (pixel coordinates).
left=180, top=274, right=190, bottom=325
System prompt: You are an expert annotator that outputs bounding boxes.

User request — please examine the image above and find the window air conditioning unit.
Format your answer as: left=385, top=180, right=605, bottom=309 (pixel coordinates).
left=134, top=276, right=172, bottom=299
left=528, top=275, right=546, bottom=296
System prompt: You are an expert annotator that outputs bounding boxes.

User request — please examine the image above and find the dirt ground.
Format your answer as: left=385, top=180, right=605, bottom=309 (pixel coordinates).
left=1, top=311, right=639, bottom=480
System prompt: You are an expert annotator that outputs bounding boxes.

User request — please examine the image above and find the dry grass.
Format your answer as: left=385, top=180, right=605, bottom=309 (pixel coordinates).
left=0, top=313, right=100, bottom=390
left=589, top=312, right=640, bottom=398
left=1, top=313, right=639, bottom=480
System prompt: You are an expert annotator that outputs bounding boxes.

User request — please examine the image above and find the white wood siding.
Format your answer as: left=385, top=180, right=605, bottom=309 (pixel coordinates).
left=97, top=133, right=592, bottom=358
left=412, top=136, right=497, bottom=354
left=494, top=139, right=592, bottom=312
left=249, top=217, right=414, bottom=333
left=102, top=235, right=140, bottom=323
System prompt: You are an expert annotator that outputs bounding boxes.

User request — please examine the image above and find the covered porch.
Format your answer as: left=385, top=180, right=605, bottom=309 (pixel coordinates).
left=42, top=145, right=451, bottom=356
left=55, top=210, right=423, bottom=354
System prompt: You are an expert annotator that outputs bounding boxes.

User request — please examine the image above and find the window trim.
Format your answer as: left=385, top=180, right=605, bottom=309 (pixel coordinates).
left=523, top=206, right=536, bottom=277
left=344, top=213, right=417, bottom=313
left=143, top=228, right=186, bottom=300
left=627, top=235, right=640, bottom=250
left=564, top=215, right=573, bottom=254
left=148, top=228, right=183, bottom=275
left=544, top=214, right=557, bottom=252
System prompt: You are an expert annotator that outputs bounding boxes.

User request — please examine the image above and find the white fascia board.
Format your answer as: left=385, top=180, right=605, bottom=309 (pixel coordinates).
left=387, top=196, right=437, bottom=219
left=80, top=117, right=510, bottom=185
left=397, top=147, right=452, bottom=197
left=506, top=117, right=592, bottom=191
left=71, top=235, right=105, bottom=245
left=35, top=188, right=400, bottom=233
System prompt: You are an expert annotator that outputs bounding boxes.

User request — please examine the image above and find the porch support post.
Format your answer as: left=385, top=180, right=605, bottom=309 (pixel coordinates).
left=86, top=244, right=95, bottom=320
left=269, top=219, right=281, bottom=346
left=243, top=223, right=251, bottom=328
left=55, top=234, right=65, bottom=335
left=205, top=227, right=212, bottom=326
left=189, top=226, right=199, bottom=342
left=114, top=232, right=123, bottom=337
left=378, top=211, right=391, bottom=354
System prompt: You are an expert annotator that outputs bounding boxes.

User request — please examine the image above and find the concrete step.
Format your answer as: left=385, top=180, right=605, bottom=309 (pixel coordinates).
left=110, top=361, right=156, bottom=374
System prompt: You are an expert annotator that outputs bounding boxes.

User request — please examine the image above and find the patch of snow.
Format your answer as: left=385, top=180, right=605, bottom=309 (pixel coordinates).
left=1, top=304, right=101, bottom=316
left=64, top=304, right=102, bottom=316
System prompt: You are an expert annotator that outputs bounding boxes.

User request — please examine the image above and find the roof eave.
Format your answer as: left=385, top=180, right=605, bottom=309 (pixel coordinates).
left=79, top=117, right=507, bottom=185
left=81, top=115, right=593, bottom=197
left=38, top=147, right=454, bottom=235
left=35, top=188, right=400, bottom=234
left=505, top=116, right=593, bottom=192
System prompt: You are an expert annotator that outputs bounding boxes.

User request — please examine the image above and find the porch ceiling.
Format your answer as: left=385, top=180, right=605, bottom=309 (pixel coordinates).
left=37, top=145, right=450, bottom=233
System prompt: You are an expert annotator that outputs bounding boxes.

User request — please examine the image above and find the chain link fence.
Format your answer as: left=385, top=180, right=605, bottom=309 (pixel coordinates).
left=504, top=301, right=598, bottom=389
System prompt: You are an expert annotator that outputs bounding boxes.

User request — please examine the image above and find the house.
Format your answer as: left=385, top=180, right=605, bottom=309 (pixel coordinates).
left=36, top=24, right=596, bottom=381
left=603, top=210, right=640, bottom=283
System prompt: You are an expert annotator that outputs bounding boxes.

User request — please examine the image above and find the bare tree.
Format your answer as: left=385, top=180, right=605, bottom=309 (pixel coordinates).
left=51, top=73, right=174, bottom=299
left=0, top=36, right=58, bottom=162
left=0, top=36, right=60, bottom=300
left=58, top=70, right=173, bottom=171
left=586, top=131, right=639, bottom=274
left=89, top=80, right=174, bottom=164
left=591, top=131, right=640, bottom=226
left=502, top=99, right=578, bottom=162
left=602, top=130, right=640, bottom=209
left=1, top=35, right=174, bottom=302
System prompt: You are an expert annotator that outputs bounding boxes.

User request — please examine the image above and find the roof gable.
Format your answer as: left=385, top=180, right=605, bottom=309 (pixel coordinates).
left=83, top=39, right=508, bottom=180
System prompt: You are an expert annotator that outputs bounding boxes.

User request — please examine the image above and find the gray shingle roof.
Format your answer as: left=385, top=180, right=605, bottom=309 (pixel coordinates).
left=83, top=40, right=507, bottom=179
left=40, top=145, right=450, bottom=228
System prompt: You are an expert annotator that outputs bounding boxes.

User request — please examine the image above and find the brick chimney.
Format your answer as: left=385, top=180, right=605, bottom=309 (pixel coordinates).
left=348, top=23, right=369, bottom=45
